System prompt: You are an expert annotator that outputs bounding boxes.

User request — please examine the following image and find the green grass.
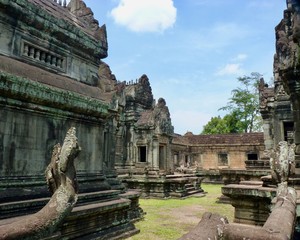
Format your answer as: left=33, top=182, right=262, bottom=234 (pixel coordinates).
left=127, top=184, right=234, bottom=240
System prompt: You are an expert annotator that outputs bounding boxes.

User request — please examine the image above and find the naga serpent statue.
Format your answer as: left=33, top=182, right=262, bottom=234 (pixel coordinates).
left=0, top=127, right=80, bottom=240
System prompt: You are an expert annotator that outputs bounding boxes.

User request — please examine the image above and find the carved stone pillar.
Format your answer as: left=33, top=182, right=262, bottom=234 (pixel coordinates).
left=263, top=120, right=274, bottom=150
left=152, top=135, right=159, bottom=170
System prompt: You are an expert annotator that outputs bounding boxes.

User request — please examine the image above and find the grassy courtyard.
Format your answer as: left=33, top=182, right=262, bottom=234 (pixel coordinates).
left=127, top=184, right=234, bottom=240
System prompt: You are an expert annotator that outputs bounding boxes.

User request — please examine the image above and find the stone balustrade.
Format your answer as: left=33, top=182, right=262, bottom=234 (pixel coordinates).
left=245, top=160, right=270, bottom=169
left=22, top=42, right=65, bottom=71
left=52, top=0, right=67, bottom=7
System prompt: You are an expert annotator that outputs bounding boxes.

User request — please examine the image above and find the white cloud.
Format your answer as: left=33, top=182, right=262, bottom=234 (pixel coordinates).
left=232, top=54, right=248, bottom=62
left=215, top=63, right=244, bottom=76
left=110, top=0, right=177, bottom=33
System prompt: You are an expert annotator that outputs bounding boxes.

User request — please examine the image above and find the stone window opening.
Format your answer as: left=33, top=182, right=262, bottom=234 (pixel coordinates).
left=185, top=155, right=190, bottom=167
left=247, top=153, right=258, bottom=161
left=218, top=153, right=228, bottom=166
left=283, top=121, right=294, bottom=143
left=138, top=146, right=147, bottom=163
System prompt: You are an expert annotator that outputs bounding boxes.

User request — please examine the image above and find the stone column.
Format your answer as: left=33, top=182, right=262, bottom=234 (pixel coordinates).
left=114, top=129, right=124, bottom=167
left=166, top=137, right=173, bottom=172
left=263, top=119, right=274, bottom=150
left=152, top=135, right=159, bottom=170
left=126, top=125, right=135, bottom=166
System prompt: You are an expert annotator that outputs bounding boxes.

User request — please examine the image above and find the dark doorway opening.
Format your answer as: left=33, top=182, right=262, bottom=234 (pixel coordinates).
left=247, top=153, right=258, bottom=161
left=139, top=146, right=147, bottom=162
left=283, top=122, right=294, bottom=142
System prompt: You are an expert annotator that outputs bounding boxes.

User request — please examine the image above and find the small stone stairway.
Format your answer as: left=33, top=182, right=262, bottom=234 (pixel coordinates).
left=0, top=189, right=143, bottom=240
left=184, top=183, right=204, bottom=197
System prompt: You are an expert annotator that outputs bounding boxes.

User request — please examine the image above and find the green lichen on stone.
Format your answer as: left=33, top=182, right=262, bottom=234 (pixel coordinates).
left=0, top=71, right=110, bottom=118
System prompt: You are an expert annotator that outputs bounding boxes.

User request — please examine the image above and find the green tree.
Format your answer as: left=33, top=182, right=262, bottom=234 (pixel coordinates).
left=201, top=113, right=244, bottom=134
left=202, top=72, right=263, bottom=134
left=219, top=72, right=262, bottom=133
left=201, top=116, right=229, bottom=134
left=223, top=111, right=245, bottom=133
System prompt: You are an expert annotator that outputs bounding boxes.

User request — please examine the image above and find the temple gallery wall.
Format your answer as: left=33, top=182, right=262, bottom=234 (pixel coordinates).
left=1, top=0, right=300, bottom=239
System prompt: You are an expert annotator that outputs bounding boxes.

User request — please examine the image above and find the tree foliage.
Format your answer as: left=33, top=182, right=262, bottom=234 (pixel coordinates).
left=201, top=112, right=244, bottom=135
left=201, top=116, right=228, bottom=134
left=202, top=72, right=263, bottom=134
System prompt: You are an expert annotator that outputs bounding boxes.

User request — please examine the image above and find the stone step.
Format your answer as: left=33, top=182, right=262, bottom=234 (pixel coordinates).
left=0, top=173, right=112, bottom=203
left=185, top=183, right=194, bottom=188
left=240, top=181, right=263, bottom=186
left=185, top=187, right=196, bottom=191
left=186, top=190, right=199, bottom=195
left=184, top=189, right=205, bottom=198
left=0, top=189, right=122, bottom=220
left=0, top=198, right=139, bottom=240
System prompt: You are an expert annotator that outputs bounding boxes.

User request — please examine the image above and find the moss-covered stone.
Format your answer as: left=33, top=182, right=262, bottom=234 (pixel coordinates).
left=0, top=71, right=110, bottom=118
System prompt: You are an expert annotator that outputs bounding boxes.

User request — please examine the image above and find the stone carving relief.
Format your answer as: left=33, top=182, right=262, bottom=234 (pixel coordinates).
left=269, top=141, right=295, bottom=183
left=0, top=128, right=80, bottom=240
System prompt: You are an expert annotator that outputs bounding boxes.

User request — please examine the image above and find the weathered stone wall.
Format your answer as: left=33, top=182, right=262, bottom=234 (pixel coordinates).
left=172, top=133, right=265, bottom=172
left=0, top=68, right=113, bottom=176
left=190, top=146, right=264, bottom=170
left=0, top=0, right=107, bottom=86
left=0, top=107, right=105, bottom=176
left=0, top=1, right=144, bottom=239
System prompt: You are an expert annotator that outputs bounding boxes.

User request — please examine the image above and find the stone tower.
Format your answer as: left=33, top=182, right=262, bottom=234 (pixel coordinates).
left=0, top=0, right=142, bottom=238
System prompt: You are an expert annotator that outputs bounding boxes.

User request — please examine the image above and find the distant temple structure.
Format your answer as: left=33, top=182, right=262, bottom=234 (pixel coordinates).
left=172, top=132, right=267, bottom=184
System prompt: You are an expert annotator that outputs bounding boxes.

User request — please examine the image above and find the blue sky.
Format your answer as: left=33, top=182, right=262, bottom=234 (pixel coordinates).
left=82, top=0, right=286, bottom=135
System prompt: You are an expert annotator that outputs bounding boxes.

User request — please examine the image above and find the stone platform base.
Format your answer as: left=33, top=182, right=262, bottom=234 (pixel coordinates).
left=0, top=190, right=143, bottom=240
left=121, top=174, right=204, bottom=199
left=222, top=182, right=276, bottom=225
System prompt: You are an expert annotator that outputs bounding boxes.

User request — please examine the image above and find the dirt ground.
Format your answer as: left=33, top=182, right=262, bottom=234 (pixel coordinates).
left=128, top=184, right=234, bottom=240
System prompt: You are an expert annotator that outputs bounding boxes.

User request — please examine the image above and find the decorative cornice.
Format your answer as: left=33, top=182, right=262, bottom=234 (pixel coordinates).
left=0, top=71, right=110, bottom=119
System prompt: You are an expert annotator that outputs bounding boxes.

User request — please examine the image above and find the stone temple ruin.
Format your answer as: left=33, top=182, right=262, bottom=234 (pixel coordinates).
left=1, top=0, right=300, bottom=239
left=206, top=1, right=300, bottom=239
left=0, top=0, right=143, bottom=239
left=0, top=0, right=209, bottom=238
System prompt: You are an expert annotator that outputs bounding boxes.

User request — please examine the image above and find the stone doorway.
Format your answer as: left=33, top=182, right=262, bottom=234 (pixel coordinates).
left=139, top=146, right=147, bottom=162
